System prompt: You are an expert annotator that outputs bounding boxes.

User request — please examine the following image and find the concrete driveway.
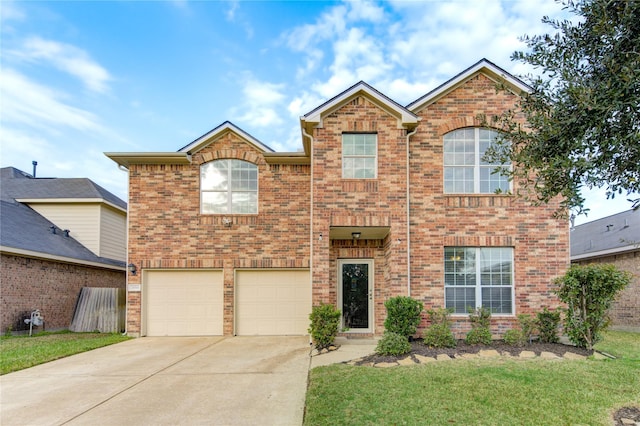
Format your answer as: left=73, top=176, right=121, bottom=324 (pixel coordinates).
left=0, top=336, right=311, bottom=426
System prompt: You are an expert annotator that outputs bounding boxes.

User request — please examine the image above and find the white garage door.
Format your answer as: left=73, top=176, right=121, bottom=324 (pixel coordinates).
left=236, top=270, right=311, bottom=335
left=145, top=270, right=223, bottom=336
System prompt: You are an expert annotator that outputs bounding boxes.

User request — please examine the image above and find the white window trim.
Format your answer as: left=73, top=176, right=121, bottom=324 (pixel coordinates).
left=342, top=133, right=378, bottom=179
left=445, top=247, right=515, bottom=317
left=200, top=159, right=258, bottom=215
left=444, top=128, right=511, bottom=194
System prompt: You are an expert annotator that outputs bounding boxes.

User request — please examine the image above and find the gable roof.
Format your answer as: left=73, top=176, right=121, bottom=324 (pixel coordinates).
left=571, top=209, right=640, bottom=260
left=0, top=167, right=126, bottom=211
left=301, top=81, right=419, bottom=135
left=179, top=121, right=275, bottom=154
left=0, top=167, right=126, bottom=269
left=406, top=58, right=530, bottom=112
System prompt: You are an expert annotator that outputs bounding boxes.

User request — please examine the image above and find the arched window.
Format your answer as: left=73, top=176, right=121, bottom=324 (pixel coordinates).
left=201, top=160, right=258, bottom=214
left=443, top=128, right=510, bottom=194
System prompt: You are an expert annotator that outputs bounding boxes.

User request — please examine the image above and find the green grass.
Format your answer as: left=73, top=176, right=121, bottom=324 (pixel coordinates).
left=305, top=331, right=640, bottom=426
left=594, top=330, right=640, bottom=360
left=0, top=330, right=131, bottom=375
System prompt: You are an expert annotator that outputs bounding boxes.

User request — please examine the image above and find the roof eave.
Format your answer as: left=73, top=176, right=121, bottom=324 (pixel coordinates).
left=178, top=121, right=275, bottom=155
left=263, top=152, right=310, bottom=165
left=407, top=59, right=531, bottom=113
left=104, top=152, right=192, bottom=168
left=0, top=246, right=126, bottom=271
left=16, top=198, right=127, bottom=213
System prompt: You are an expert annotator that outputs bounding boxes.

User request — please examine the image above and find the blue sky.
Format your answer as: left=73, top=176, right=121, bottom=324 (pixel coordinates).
left=0, top=0, right=634, bottom=225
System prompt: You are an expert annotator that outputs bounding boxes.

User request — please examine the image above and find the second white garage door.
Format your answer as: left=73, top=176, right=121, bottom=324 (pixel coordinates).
left=145, top=270, right=223, bottom=336
left=235, top=269, right=311, bottom=335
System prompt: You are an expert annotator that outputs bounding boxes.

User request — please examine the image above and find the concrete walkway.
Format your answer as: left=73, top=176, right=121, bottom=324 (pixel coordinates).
left=1, top=336, right=310, bottom=426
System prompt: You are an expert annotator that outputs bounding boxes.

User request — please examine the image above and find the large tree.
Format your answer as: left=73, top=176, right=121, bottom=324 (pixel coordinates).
left=488, top=0, right=640, bottom=215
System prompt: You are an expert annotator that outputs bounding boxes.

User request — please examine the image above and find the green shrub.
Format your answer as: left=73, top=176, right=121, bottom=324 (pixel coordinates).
left=383, top=296, right=423, bottom=338
left=555, top=264, right=631, bottom=349
left=423, top=308, right=456, bottom=348
left=504, top=314, right=537, bottom=346
left=466, top=327, right=492, bottom=345
left=308, top=304, right=341, bottom=350
left=465, top=307, right=492, bottom=345
left=376, top=331, right=412, bottom=356
left=504, top=328, right=525, bottom=346
left=536, top=308, right=561, bottom=343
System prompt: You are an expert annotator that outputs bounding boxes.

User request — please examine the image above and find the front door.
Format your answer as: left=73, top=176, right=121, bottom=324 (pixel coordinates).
left=338, top=259, right=373, bottom=333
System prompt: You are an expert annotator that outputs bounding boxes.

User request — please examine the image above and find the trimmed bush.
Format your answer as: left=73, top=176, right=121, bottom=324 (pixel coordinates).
left=536, top=308, right=561, bottom=343
left=555, top=264, right=631, bottom=349
left=504, top=328, right=525, bottom=346
left=308, top=304, right=341, bottom=350
left=376, top=331, right=411, bottom=356
left=466, top=307, right=492, bottom=345
left=423, top=308, right=456, bottom=348
left=383, top=296, right=423, bottom=338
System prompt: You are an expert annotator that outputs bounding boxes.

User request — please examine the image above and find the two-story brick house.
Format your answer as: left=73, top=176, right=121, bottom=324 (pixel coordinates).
left=107, top=59, right=568, bottom=337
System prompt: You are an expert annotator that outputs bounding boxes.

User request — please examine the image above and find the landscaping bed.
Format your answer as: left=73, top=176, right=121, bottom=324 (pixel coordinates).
left=353, top=338, right=593, bottom=365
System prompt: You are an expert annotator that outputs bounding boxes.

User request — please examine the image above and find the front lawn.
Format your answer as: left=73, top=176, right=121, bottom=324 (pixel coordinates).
left=0, top=331, right=131, bottom=375
left=304, top=331, right=640, bottom=425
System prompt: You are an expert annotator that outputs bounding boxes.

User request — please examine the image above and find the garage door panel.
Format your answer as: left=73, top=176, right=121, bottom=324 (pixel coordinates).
left=236, top=270, right=310, bottom=336
left=145, top=270, right=223, bottom=336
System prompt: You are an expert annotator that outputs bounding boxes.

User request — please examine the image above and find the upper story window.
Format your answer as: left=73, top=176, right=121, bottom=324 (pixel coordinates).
left=342, top=133, right=377, bottom=179
left=443, top=128, right=510, bottom=194
left=201, top=160, right=257, bottom=214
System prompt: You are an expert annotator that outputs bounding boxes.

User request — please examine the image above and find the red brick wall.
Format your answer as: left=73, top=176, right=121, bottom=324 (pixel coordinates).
left=0, top=254, right=125, bottom=333
left=409, top=74, right=569, bottom=336
left=126, top=131, right=311, bottom=335
left=311, top=96, right=410, bottom=333
left=574, top=251, right=640, bottom=329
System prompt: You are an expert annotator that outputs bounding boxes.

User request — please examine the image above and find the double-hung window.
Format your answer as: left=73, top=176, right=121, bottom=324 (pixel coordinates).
left=444, top=247, right=514, bottom=315
left=342, top=133, right=377, bottom=179
left=443, top=128, right=510, bottom=193
left=201, top=160, right=257, bottom=214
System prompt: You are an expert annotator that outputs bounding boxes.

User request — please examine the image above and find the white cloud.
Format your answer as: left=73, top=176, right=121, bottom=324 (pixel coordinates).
left=231, top=75, right=286, bottom=127
left=10, top=36, right=112, bottom=93
left=0, top=68, right=102, bottom=132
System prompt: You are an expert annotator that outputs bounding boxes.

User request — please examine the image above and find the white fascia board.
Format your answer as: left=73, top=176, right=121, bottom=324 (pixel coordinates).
left=17, top=198, right=127, bottom=214
left=571, top=244, right=639, bottom=261
left=104, top=152, right=192, bottom=168
left=302, top=82, right=419, bottom=128
left=407, top=59, right=531, bottom=112
left=179, top=121, right=274, bottom=154
left=1, top=246, right=126, bottom=271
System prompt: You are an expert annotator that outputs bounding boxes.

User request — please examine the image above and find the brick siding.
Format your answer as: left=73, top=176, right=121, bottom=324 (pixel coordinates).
left=124, top=72, right=569, bottom=337
left=574, top=250, right=640, bottom=328
left=1, top=254, right=125, bottom=333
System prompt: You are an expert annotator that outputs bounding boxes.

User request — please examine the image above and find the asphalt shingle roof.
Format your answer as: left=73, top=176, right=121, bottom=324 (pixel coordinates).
left=0, top=167, right=126, bottom=268
left=571, top=209, right=640, bottom=259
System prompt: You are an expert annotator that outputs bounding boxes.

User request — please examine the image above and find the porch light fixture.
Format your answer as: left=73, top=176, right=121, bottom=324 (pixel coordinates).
left=351, top=232, right=361, bottom=240
left=128, top=263, right=137, bottom=275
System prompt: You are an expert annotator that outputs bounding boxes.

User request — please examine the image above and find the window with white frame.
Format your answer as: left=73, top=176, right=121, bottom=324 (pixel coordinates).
left=201, top=160, right=257, bottom=214
left=444, top=247, right=514, bottom=314
left=342, top=133, right=377, bottom=179
left=443, top=128, right=510, bottom=193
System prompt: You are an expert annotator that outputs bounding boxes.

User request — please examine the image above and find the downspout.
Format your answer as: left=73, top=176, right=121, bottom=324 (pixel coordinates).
left=117, top=164, right=130, bottom=336
left=405, top=126, right=418, bottom=297
left=302, top=125, right=314, bottom=344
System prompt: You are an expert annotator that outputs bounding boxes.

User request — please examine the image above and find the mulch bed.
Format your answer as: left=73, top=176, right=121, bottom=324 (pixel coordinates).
left=354, top=338, right=594, bottom=365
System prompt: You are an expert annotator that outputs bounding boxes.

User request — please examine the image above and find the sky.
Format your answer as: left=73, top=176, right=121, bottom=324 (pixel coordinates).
left=0, top=0, right=635, bottom=225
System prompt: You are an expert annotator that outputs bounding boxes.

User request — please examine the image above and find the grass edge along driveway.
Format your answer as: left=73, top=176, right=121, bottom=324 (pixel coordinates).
left=0, top=331, right=131, bottom=375
left=304, top=331, right=640, bottom=426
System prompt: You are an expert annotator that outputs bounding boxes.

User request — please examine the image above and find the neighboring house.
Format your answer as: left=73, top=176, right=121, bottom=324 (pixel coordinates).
left=106, top=59, right=569, bottom=338
left=571, top=209, right=640, bottom=329
left=0, top=167, right=127, bottom=333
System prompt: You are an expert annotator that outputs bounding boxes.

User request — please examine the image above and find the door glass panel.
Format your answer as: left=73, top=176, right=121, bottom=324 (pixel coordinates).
left=341, top=263, right=369, bottom=329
